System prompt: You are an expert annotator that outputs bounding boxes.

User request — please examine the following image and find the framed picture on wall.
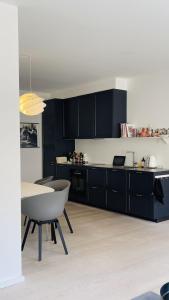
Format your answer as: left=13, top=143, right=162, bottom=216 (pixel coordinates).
left=20, top=122, right=39, bottom=148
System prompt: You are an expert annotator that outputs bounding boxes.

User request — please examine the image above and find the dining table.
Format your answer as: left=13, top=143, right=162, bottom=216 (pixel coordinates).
left=21, top=181, right=54, bottom=199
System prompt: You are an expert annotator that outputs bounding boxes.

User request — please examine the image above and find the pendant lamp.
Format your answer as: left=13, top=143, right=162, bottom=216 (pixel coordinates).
left=19, top=56, right=46, bottom=116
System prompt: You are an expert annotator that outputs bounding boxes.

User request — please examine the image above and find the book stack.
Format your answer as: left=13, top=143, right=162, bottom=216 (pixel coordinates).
left=121, top=123, right=136, bottom=138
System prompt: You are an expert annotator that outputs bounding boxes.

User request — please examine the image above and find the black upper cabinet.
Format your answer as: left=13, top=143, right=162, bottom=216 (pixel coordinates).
left=63, top=89, right=127, bottom=139
left=43, top=99, right=64, bottom=143
left=64, top=98, right=79, bottom=139
left=95, top=89, right=127, bottom=138
left=95, top=90, right=113, bottom=138
left=78, top=95, right=95, bottom=138
left=43, top=100, right=56, bottom=144
left=112, top=90, right=127, bottom=137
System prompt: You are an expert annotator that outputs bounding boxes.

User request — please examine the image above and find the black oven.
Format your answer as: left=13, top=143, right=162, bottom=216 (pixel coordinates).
left=70, top=168, right=87, bottom=195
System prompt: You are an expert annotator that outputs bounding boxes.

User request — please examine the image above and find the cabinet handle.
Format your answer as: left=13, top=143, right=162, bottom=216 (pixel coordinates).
left=136, top=193, right=143, bottom=197
left=73, top=172, right=82, bottom=175
left=112, top=189, right=118, bottom=193
left=50, top=162, right=54, bottom=166
left=91, top=186, right=97, bottom=189
left=91, top=167, right=97, bottom=170
left=111, top=169, right=117, bottom=172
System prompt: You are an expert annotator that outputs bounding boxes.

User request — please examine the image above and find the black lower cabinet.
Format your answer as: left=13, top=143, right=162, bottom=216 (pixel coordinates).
left=129, top=194, right=154, bottom=220
left=56, top=165, right=71, bottom=180
left=107, top=190, right=126, bottom=213
left=44, top=161, right=56, bottom=178
left=53, top=164, right=169, bottom=222
left=88, top=187, right=106, bottom=209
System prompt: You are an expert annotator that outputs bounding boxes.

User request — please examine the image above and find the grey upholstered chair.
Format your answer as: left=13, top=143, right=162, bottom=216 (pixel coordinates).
left=23, top=176, right=54, bottom=226
left=34, top=176, right=54, bottom=185
left=44, top=180, right=73, bottom=234
left=21, top=188, right=69, bottom=261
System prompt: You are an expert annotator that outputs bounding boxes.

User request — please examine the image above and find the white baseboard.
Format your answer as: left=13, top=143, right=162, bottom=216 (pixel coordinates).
left=0, top=275, right=24, bottom=288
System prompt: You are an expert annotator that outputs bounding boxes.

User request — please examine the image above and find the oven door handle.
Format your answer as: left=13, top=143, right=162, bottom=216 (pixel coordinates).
left=73, top=172, right=82, bottom=176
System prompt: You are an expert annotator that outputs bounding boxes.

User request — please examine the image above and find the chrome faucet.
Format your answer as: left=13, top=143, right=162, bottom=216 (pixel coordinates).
left=126, top=151, right=135, bottom=167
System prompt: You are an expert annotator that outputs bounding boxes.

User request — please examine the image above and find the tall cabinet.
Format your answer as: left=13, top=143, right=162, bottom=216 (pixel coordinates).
left=42, top=99, right=75, bottom=178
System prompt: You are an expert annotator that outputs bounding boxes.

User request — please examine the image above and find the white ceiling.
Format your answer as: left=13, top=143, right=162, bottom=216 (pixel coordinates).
left=2, top=0, right=169, bottom=94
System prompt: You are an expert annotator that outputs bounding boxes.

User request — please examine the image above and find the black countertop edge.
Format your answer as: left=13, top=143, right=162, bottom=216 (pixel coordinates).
left=56, top=162, right=169, bottom=174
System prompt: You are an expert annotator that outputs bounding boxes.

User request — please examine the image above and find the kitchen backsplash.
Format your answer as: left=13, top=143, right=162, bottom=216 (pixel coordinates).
left=75, top=138, right=169, bottom=168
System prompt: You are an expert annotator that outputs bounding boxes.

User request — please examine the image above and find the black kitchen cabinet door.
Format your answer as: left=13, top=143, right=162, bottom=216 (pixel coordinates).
left=87, top=167, right=106, bottom=187
left=64, top=98, right=78, bottom=138
left=107, top=169, right=126, bottom=192
left=129, top=172, right=154, bottom=196
left=107, top=190, right=127, bottom=213
left=43, top=161, right=56, bottom=178
left=88, top=187, right=106, bottom=209
left=112, top=90, right=127, bottom=137
left=43, top=100, right=56, bottom=144
left=95, top=90, right=113, bottom=138
left=78, top=94, right=95, bottom=138
left=95, top=89, right=127, bottom=138
left=43, top=144, right=56, bottom=178
left=56, top=165, right=71, bottom=180
left=55, top=100, right=64, bottom=139
left=43, top=99, right=64, bottom=143
left=107, top=169, right=127, bottom=213
left=129, top=194, right=154, bottom=219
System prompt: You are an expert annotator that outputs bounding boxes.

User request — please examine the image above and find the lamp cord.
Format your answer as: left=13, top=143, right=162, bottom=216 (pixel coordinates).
left=29, top=55, right=32, bottom=92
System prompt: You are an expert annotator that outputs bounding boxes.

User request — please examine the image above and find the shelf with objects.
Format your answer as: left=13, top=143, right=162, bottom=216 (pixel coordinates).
left=120, top=123, right=169, bottom=144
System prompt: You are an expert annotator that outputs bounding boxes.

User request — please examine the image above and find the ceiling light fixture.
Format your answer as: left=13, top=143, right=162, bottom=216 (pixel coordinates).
left=19, top=55, right=46, bottom=116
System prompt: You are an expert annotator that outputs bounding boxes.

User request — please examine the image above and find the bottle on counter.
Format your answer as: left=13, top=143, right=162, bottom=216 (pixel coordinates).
left=72, top=151, right=76, bottom=164
left=79, top=152, right=84, bottom=164
left=141, top=157, right=145, bottom=168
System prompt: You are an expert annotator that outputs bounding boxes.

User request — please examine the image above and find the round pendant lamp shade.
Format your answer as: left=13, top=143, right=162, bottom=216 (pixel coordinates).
left=20, top=93, right=46, bottom=116
left=20, top=55, right=46, bottom=116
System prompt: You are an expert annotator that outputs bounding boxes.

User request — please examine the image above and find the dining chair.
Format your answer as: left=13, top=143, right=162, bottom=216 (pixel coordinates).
left=34, top=176, right=54, bottom=185
left=23, top=176, right=54, bottom=226
left=21, top=189, right=69, bottom=261
left=44, top=180, right=73, bottom=234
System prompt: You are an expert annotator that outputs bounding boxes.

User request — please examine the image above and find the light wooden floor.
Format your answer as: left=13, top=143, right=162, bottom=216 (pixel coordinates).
left=1, top=202, right=169, bottom=300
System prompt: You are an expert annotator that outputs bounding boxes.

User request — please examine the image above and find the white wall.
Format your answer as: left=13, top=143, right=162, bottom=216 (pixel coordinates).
left=20, top=113, right=42, bottom=182
left=0, top=2, right=23, bottom=288
left=20, top=91, right=51, bottom=182
left=76, top=71, right=169, bottom=168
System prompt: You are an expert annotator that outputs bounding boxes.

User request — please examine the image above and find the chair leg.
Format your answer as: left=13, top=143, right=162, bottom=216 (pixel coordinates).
left=64, top=208, right=73, bottom=233
left=56, top=220, right=68, bottom=255
left=51, top=222, right=57, bottom=244
left=51, top=223, right=54, bottom=241
left=31, top=222, right=36, bottom=234
left=24, top=216, right=27, bottom=226
left=38, top=224, right=42, bottom=261
left=22, top=219, right=31, bottom=251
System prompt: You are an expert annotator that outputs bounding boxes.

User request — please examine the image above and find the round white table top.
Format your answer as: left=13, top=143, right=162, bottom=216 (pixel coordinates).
left=21, top=181, right=54, bottom=199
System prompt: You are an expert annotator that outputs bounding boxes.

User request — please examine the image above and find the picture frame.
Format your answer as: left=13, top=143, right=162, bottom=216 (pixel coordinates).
left=20, top=122, right=39, bottom=148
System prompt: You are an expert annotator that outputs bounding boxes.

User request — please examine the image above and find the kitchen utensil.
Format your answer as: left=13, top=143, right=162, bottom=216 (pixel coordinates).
left=148, top=155, right=157, bottom=168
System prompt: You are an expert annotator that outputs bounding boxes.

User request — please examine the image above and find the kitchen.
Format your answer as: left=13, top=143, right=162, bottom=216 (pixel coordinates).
left=41, top=89, right=169, bottom=223
left=2, top=1, right=169, bottom=299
